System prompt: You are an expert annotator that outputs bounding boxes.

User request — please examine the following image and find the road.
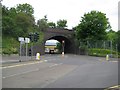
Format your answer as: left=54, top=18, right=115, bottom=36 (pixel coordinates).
left=2, top=54, right=118, bottom=88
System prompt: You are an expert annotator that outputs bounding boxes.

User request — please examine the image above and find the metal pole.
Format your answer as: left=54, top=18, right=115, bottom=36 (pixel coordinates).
left=104, top=41, right=105, bottom=49
left=63, top=43, right=64, bottom=53
left=31, top=43, right=32, bottom=60
left=116, top=44, right=118, bottom=58
left=19, top=42, right=22, bottom=62
left=111, top=41, right=112, bottom=57
left=26, top=43, right=28, bottom=61
left=87, top=41, right=89, bottom=55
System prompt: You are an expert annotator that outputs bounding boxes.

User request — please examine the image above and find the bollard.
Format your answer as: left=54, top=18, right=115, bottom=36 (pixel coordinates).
left=36, top=53, right=40, bottom=60
left=106, top=54, right=109, bottom=61
left=62, top=52, right=64, bottom=57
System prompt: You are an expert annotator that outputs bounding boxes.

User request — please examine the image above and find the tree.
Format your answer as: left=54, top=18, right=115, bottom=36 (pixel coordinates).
left=16, top=3, right=34, bottom=16
left=2, top=5, right=16, bottom=36
left=107, top=30, right=116, bottom=41
left=57, top=19, right=67, bottom=28
left=15, top=12, right=35, bottom=37
left=37, top=15, right=48, bottom=31
left=75, top=11, right=111, bottom=42
left=2, top=4, right=35, bottom=37
left=56, top=42, right=62, bottom=53
left=2, top=4, right=40, bottom=55
left=2, top=5, right=9, bottom=16
left=48, top=22, right=56, bottom=28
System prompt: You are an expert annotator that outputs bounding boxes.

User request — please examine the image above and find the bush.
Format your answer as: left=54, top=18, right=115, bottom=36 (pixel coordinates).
left=2, top=36, right=19, bottom=55
left=88, top=48, right=119, bottom=57
left=2, top=47, right=18, bottom=55
left=79, top=45, right=88, bottom=55
left=2, top=48, right=11, bottom=55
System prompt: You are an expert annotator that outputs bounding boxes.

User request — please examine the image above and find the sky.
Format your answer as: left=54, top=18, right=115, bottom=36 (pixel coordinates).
left=2, top=0, right=119, bottom=32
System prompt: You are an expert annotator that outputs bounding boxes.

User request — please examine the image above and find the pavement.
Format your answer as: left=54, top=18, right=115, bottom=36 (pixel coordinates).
left=1, top=55, right=40, bottom=64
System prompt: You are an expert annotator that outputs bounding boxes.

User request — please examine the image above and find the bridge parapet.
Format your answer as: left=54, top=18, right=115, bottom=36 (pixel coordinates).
left=45, top=28, right=74, bottom=34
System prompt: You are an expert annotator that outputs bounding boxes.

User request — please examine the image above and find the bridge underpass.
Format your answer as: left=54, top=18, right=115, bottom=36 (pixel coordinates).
left=32, top=28, right=76, bottom=55
left=45, top=36, right=73, bottom=54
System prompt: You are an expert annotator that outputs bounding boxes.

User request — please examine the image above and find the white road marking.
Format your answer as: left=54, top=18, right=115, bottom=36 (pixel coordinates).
left=49, top=64, right=58, bottom=68
left=2, top=68, right=39, bottom=79
left=44, top=60, right=48, bottom=62
left=49, top=63, right=63, bottom=68
left=2, top=61, right=43, bottom=69
left=98, top=59, right=118, bottom=62
left=109, top=61, right=118, bottom=62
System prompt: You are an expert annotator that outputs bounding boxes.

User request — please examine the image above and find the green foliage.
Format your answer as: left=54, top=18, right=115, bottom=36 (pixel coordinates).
left=107, top=30, right=116, bottom=41
left=35, top=31, right=44, bottom=44
left=16, top=3, right=34, bottom=16
left=75, top=11, right=111, bottom=42
left=56, top=42, right=62, bottom=53
left=57, top=19, right=67, bottom=28
left=48, top=22, right=56, bottom=28
left=2, top=4, right=43, bottom=55
left=15, top=12, right=35, bottom=37
left=37, top=15, right=48, bottom=31
left=2, top=4, right=35, bottom=38
left=2, top=36, right=19, bottom=55
left=88, top=48, right=118, bottom=57
left=2, top=16, right=16, bottom=35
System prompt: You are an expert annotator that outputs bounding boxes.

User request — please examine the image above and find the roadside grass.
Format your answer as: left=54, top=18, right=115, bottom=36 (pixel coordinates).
left=104, top=85, right=120, bottom=90
left=88, top=48, right=120, bottom=58
left=2, top=32, right=44, bottom=55
left=2, top=36, right=19, bottom=55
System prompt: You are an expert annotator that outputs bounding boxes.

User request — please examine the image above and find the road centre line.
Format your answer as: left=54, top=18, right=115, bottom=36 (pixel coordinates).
left=2, top=68, right=39, bottom=79
left=2, top=61, right=44, bottom=69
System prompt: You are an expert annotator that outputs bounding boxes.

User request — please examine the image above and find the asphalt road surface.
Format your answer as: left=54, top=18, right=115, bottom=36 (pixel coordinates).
left=2, top=54, right=118, bottom=88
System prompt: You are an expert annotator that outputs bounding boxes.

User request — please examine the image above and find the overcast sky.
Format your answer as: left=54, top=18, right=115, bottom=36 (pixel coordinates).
left=2, top=0, right=119, bottom=31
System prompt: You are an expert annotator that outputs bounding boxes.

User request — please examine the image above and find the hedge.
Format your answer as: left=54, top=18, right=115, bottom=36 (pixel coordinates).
left=88, top=48, right=120, bottom=58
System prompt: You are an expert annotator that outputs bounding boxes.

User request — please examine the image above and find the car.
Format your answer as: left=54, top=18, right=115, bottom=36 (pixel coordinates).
left=49, top=50, right=54, bottom=54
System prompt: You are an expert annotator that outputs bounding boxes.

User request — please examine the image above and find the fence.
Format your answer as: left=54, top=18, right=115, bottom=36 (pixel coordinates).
left=75, top=40, right=119, bottom=58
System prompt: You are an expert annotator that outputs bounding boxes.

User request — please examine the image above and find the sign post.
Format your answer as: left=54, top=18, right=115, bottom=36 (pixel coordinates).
left=25, top=38, right=30, bottom=61
left=18, top=37, right=24, bottom=62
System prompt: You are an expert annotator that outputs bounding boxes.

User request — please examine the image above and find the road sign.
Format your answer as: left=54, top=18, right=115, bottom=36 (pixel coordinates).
left=25, top=38, right=30, bottom=43
left=18, top=37, right=24, bottom=42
